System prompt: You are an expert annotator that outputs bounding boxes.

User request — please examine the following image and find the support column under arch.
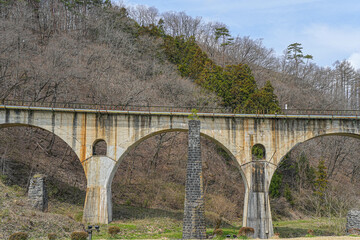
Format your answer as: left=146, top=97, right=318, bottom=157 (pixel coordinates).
left=83, top=156, right=116, bottom=224
left=183, top=120, right=206, bottom=239
left=241, top=161, right=276, bottom=239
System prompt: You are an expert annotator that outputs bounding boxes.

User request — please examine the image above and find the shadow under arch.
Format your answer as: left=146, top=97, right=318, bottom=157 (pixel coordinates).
left=108, top=128, right=247, bottom=222
left=109, top=128, right=247, bottom=193
left=276, top=132, right=360, bottom=175
left=0, top=122, right=87, bottom=174
left=0, top=123, right=87, bottom=204
left=267, top=132, right=360, bottom=236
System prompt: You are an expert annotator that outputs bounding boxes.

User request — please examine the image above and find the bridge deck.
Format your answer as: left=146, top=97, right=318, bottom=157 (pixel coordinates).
left=0, top=103, right=359, bottom=120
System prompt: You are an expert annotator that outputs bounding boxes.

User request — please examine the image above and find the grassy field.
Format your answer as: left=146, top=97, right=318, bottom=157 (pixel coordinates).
left=273, top=218, right=347, bottom=238
left=1, top=179, right=359, bottom=239
left=79, top=213, right=358, bottom=240
left=81, top=214, right=360, bottom=240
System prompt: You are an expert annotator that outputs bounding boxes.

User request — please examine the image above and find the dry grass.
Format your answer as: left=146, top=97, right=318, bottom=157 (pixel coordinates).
left=0, top=180, right=85, bottom=240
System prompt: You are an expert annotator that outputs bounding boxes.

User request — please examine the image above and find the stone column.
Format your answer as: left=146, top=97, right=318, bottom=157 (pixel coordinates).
left=242, top=162, right=275, bottom=239
left=28, top=174, right=48, bottom=212
left=346, top=209, right=360, bottom=235
left=183, top=120, right=206, bottom=239
left=83, top=156, right=115, bottom=224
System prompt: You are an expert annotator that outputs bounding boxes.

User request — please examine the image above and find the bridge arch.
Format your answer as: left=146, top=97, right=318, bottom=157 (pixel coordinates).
left=108, top=127, right=247, bottom=222
left=0, top=122, right=87, bottom=209
left=275, top=132, right=360, bottom=174
left=0, top=122, right=86, bottom=171
left=267, top=133, right=360, bottom=234
left=270, top=132, right=360, bottom=195
left=110, top=128, right=246, bottom=189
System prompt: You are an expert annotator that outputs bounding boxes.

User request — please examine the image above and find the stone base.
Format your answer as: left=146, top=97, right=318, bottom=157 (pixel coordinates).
left=347, top=209, right=360, bottom=235
left=28, top=174, right=48, bottom=212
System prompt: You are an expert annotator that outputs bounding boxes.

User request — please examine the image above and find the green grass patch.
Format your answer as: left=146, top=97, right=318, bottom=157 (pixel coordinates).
left=273, top=217, right=347, bottom=238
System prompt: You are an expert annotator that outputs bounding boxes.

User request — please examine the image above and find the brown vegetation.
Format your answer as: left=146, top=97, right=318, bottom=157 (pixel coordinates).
left=239, top=226, right=255, bottom=237
left=108, top=226, right=120, bottom=237
left=0, top=179, right=85, bottom=239
left=70, top=231, right=88, bottom=240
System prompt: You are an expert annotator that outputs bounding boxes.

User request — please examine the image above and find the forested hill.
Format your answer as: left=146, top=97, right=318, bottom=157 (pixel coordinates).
left=1, top=0, right=359, bottom=111
left=0, top=1, right=359, bottom=237
left=0, top=0, right=217, bottom=108
left=0, top=0, right=283, bottom=114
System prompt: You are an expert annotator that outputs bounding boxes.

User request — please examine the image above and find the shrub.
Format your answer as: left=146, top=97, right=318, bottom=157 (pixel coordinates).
left=8, top=232, right=28, bottom=240
left=108, top=226, right=120, bottom=237
left=213, top=228, right=223, bottom=236
left=47, top=233, right=57, bottom=240
left=70, top=231, right=88, bottom=240
left=239, top=227, right=254, bottom=237
left=307, top=229, right=314, bottom=236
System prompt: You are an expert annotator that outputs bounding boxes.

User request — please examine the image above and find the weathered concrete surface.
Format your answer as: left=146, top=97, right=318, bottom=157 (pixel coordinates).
left=28, top=174, right=48, bottom=212
left=83, top=156, right=115, bottom=224
left=241, top=162, right=276, bottom=238
left=1, top=106, right=359, bottom=238
left=183, top=120, right=206, bottom=239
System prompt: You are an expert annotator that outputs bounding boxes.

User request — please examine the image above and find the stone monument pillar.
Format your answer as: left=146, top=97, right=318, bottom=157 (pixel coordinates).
left=28, top=174, right=48, bottom=212
left=346, top=209, right=360, bottom=235
left=183, top=120, right=206, bottom=239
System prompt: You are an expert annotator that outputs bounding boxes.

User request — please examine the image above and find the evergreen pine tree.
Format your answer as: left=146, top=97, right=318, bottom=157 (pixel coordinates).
left=314, top=159, right=328, bottom=198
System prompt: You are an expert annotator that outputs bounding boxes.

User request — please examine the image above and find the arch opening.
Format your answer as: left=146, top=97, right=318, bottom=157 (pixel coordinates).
left=93, top=139, right=107, bottom=156
left=110, top=129, right=246, bottom=235
left=251, top=143, right=266, bottom=161
left=0, top=124, right=87, bottom=229
left=268, top=134, right=360, bottom=238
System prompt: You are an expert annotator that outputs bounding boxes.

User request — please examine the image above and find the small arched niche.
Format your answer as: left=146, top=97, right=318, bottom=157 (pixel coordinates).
left=252, top=144, right=266, bottom=161
left=93, top=139, right=107, bottom=156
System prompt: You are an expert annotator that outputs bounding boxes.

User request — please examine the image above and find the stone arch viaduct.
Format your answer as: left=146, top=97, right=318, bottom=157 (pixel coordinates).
left=1, top=104, right=359, bottom=238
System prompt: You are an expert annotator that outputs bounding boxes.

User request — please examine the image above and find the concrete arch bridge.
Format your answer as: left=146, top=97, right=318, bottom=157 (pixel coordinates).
left=1, top=102, right=359, bottom=239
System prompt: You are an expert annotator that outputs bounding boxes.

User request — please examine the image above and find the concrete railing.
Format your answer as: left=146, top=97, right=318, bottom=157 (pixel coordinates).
left=1, top=99, right=359, bottom=116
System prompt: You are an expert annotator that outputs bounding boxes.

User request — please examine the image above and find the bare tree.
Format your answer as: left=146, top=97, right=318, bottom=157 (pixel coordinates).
left=128, top=4, right=159, bottom=27
left=161, top=11, right=202, bottom=39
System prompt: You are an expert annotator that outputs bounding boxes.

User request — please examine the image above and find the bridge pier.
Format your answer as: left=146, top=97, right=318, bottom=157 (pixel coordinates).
left=83, top=156, right=115, bottom=224
left=242, top=161, right=276, bottom=239
left=183, top=120, right=206, bottom=239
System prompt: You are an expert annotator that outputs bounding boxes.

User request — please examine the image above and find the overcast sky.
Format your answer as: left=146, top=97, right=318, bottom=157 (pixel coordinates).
left=121, top=0, right=360, bottom=70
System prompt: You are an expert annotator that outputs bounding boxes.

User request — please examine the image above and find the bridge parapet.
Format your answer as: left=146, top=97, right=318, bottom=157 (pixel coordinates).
left=1, top=99, right=360, bottom=117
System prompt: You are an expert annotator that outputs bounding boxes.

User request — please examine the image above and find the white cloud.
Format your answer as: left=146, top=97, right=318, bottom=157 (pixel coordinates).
left=348, top=52, right=360, bottom=70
